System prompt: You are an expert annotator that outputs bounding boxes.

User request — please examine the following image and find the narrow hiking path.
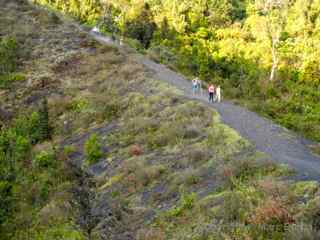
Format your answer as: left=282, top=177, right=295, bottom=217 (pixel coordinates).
left=88, top=31, right=320, bottom=181
left=138, top=57, right=320, bottom=181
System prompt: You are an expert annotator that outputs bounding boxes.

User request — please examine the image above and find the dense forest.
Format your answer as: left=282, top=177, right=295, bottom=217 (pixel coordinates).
left=32, top=0, right=320, bottom=142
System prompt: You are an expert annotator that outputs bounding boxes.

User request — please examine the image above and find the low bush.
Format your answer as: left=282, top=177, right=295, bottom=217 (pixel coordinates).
left=219, top=157, right=280, bottom=188
left=182, top=124, right=201, bottom=139
left=250, top=199, right=294, bottom=226
left=147, top=45, right=177, bottom=65
left=309, top=144, right=320, bottom=156
left=68, top=98, right=89, bottom=113
left=121, top=158, right=146, bottom=176
left=129, top=144, right=143, bottom=156
left=0, top=36, right=25, bottom=89
left=207, top=125, right=227, bottom=147
left=35, top=11, right=61, bottom=25
left=257, top=179, right=288, bottom=199
left=149, top=123, right=186, bottom=148
left=0, top=107, right=68, bottom=235
left=285, top=224, right=319, bottom=240
left=302, top=197, right=320, bottom=231
left=32, top=150, right=56, bottom=169
left=38, top=98, right=51, bottom=141
left=0, top=72, right=25, bottom=88
left=217, top=190, right=253, bottom=222
left=103, top=102, right=121, bottom=120
left=0, top=36, right=18, bottom=75
left=13, top=110, right=50, bottom=144
left=180, top=145, right=212, bottom=167
left=173, top=168, right=201, bottom=186
left=63, top=145, right=76, bottom=156
left=84, top=134, right=104, bottom=166
left=136, top=228, right=166, bottom=240
left=34, top=223, right=86, bottom=240
left=166, top=192, right=197, bottom=218
left=125, top=162, right=166, bottom=188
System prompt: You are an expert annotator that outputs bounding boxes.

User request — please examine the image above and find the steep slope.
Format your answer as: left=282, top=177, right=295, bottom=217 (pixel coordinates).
left=91, top=32, right=320, bottom=181
left=30, top=0, right=320, bottom=143
left=1, top=1, right=320, bottom=240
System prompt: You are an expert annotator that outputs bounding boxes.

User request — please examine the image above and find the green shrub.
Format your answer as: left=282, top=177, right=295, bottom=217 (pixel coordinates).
left=0, top=181, right=13, bottom=226
left=0, top=126, right=31, bottom=227
left=103, top=102, right=121, bottom=120
left=207, top=125, right=227, bottom=146
left=68, top=98, right=89, bottom=113
left=285, top=224, right=319, bottom=240
left=84, top=134, right=103, bottom=166
left=34, top=223, right=86, bottom=240
left=136, top=164, right=166, bottom=187
left=173, top=168, right=201, bottom=186
left=218, top=190, right=253, bottom=222
left=0, top=130, right=31, bottom=163
left=149, top=123, right=185, bottom=148
left=147, top=45, right=177, bottom=65
left=32, top=150, right=55, bottom=169
left=0, top=36, right=23, bottom=89
left=0, top=36, right=18, bottom=75
left=303, top=197, right=320, bottom=231
left=183, top=145, right=211, bottom=166
left=38, top=98, right=51, bottom=141
left=0, top=114, right=45, bottom=229
left=166, top=192, right=197, bottom=218
left=64, top=145, right=76, bottom=156
left=221, top=158, right=278, bottom=184
left=0, top=72, right=25, bottom=88
left=13, top=110, right=49, bottom=144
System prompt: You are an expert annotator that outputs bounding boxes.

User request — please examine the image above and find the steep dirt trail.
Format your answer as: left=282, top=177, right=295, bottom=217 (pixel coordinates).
left=89, top=31, right=320, bottom=181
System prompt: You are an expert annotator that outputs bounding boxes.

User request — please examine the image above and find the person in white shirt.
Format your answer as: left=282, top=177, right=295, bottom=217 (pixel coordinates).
left=92, top=26, right=100, bottom=34
left=216, top=85, right=221, bottom=103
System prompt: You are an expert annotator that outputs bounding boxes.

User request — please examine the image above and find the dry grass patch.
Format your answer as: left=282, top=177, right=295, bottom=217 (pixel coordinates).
left=120, top=158, right=167, bottom=192
left=178, top=144, right=212, bottom=169
left=119, top=61, right=147, bottom=80
left=129, top=144, right=143, bottom=156
left=136, top=228, right=166, bottom=240
left=250, top=198, right=295, bottom=225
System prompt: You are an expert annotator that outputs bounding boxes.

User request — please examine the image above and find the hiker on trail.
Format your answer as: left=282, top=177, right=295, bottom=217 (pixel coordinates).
left=111, top=33, right=116, bottom=41
left=216, top=85, right=221, bottom=103
left=208, top=84, right=215, bottom=102
left=192, top=78, right=199, bottom=95
left=197, top=78, right=203, bottom=95
left=119, top=37, right=124, bottom=46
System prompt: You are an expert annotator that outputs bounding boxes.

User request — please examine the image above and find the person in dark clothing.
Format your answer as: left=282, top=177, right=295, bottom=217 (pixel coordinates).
left=208, top=84, right=215, bottom=102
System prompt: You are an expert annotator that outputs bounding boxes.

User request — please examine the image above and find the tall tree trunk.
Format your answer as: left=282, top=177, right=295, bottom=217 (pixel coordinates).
left=270, top=37, right=278, bottom=82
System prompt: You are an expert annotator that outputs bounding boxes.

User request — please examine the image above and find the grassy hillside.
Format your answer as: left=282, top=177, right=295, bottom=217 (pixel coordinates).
left=31, top=0, right=320, bottom=142
left=0, top=1, right=320, bottom=239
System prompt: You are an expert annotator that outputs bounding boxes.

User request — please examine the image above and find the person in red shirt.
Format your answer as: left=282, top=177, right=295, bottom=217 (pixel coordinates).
left=208, top=84, right=215, bottom=102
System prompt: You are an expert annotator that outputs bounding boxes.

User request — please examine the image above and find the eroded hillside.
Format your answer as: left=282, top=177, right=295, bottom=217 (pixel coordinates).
left=0, top=1, right=320, bottom=240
